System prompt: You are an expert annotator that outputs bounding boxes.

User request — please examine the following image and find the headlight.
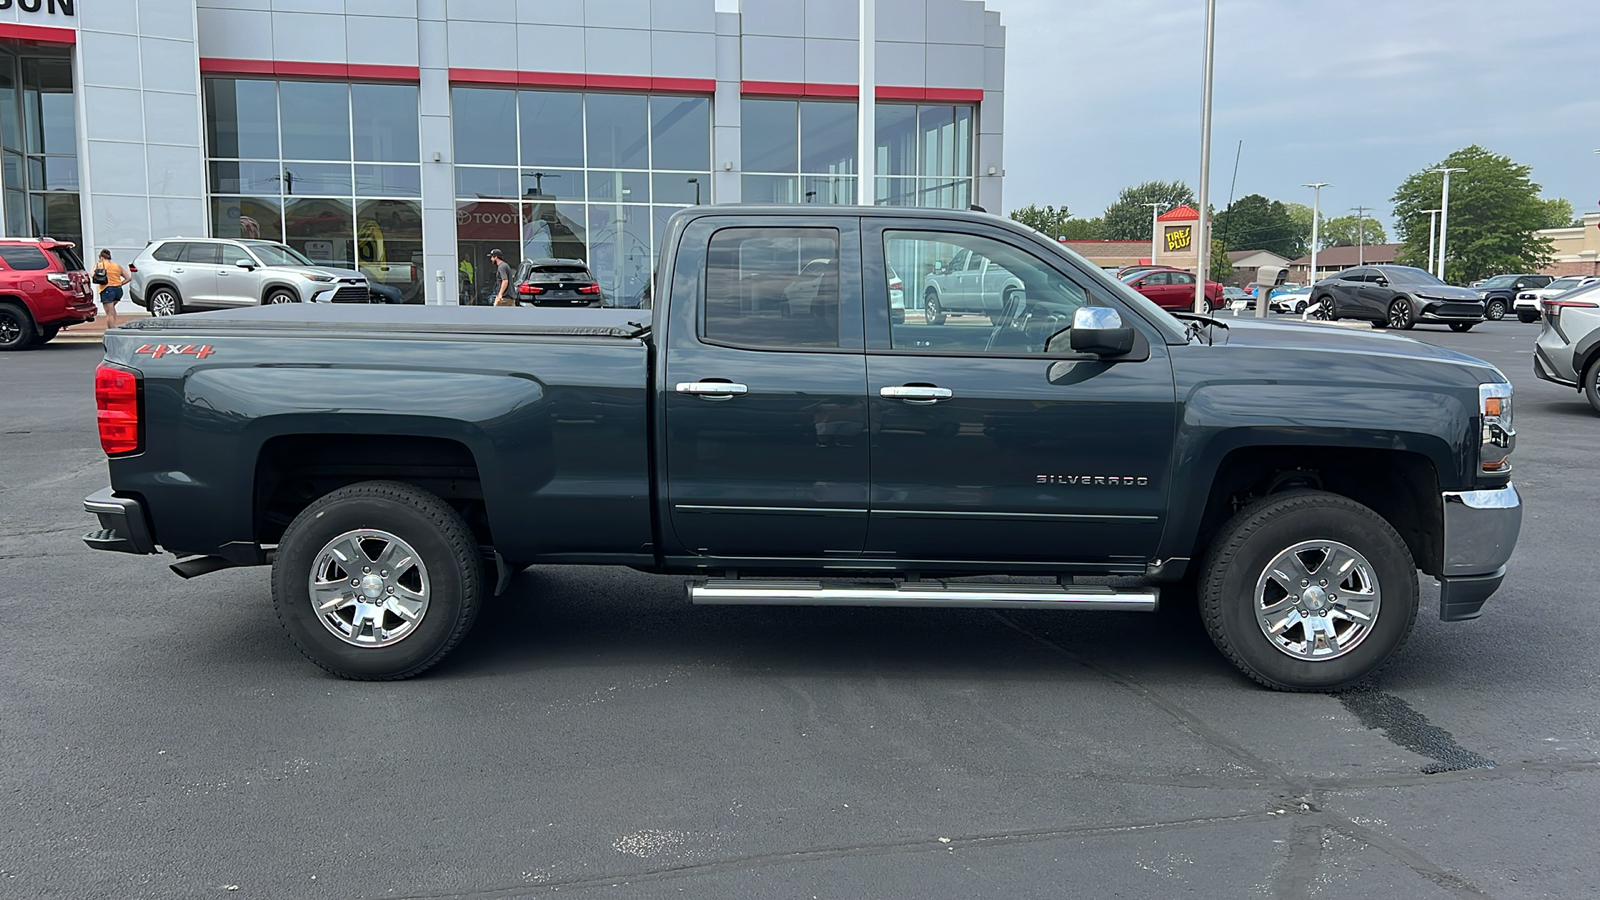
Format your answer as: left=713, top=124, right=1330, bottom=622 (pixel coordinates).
left=1479, top=382, right=1513, bottom=473
left=300, top=273, right=335, bottom=283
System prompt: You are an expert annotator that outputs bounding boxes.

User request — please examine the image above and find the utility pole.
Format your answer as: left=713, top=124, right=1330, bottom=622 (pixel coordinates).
left=1429, top=166, right=1466, bottom=281
left=1303, top=182, right=1328, bottom=285
left=1424, top=207, right=1441, bottom=273
left=1145, top=202, right=1163, bottom=265
left=1193, top=0, right=1217, bottom=313
left=1350, top=205, right=1372, bottom=266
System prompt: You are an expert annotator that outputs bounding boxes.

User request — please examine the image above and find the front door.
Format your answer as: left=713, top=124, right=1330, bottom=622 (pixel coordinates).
left=865, top=221, right=1178, bottom=567
left=174, top=241, right=221, bottom=306
left=662, top=217, right=870, bottom=561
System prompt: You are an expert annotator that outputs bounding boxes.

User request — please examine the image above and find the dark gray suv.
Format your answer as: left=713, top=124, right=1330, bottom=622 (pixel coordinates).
left=130, top=239, right=371, bottom=316
left=1310, top=265, right=1485, bottom=331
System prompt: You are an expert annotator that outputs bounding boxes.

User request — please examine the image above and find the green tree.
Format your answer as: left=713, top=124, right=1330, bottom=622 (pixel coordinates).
left=1102, top=180, right=1196, bottom=240
left=1211, top=193, right=1307, bottom=258
left=1319, top=215, right=1387, bottom=248
left=1539, top=197, right=1576, bottom=229
left=1391, top=145, right=1554, bottom=283
left=1008, top=203, right=1106, bottom=241
left=1208, top=238, right=1233, bottom=282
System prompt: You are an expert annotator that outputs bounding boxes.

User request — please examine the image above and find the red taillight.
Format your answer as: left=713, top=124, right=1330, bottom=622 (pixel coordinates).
left=577, top=283, right=601, bottom=294
left=127, top=264, right=137, bottom=273
left=95, top=363, right=141, bottom=455
left=518, top=283, right=543, bottom=295
left=888, top=278, right=903, bottom=291
left=1543, top=299, right=1597, bottom=317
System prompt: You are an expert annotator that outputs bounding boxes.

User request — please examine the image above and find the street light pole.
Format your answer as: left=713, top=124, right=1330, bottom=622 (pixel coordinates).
left=1433, top=166, right=1465, bottom=280
left=1193, top=0, right=1217, bottom=314
left=1424, top=207, right=1441, bottom=273
left=856, top=0, right=876, bottom=206
left=1350, top=205, right=1371, bottom=266
left=1145, top=202, right=1163, bottom=265
left=1303, top=182, right=1328, bottom=284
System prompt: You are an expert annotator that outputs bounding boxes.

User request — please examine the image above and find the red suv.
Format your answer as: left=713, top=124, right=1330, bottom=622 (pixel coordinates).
left=1119, top=266, right=1223, bottom=314
left=0, top=238, right=94, bottom=350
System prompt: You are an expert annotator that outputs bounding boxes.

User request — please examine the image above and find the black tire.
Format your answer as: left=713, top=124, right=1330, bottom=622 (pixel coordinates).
left=1516, top=311, right=1538, bottom=324
left=1448, top=322, right=1475, bottom=332
left=1294, top=301, right=1307, bottom=315
left=1485, top=299, right=1506, bottom=321
left=1585, top=358, right=1600, bottom=416
left=924, top=290, right=946, bottom=325
left=1388, top=297, right=1415, bottom=330
left=30, top=325, right=59, bottom=346
left=265, top=290, right=298, bottom=305
left=148, top=286, right=182, bottom=317
left=0, top=302, right=37, bottom=350
left=1199, top=490, right=1418, bottom=692
left=271, top=480, right=483, bottom=680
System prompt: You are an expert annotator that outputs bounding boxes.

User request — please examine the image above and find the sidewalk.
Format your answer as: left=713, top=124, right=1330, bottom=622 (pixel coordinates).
left=57, top=309, right=150, bottom=342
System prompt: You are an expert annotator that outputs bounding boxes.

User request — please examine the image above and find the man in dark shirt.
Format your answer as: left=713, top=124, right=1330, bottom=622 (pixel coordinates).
left=489, top=249, right=514, bottom=306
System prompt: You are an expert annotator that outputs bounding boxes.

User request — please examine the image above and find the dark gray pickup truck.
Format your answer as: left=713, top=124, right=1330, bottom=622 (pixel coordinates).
left=85, top=206, right=1522, bottom=690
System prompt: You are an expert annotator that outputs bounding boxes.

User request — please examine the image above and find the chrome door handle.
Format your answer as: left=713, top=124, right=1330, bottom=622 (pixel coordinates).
left=880, top=385, right=953, bottom=404
left=172, top=267, right=185, bottom=272
left=676, top=381, right=749, bottom=400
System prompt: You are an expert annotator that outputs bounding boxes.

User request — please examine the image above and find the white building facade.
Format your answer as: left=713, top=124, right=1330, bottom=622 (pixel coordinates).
left=3, top=0, right=1004, bottom=304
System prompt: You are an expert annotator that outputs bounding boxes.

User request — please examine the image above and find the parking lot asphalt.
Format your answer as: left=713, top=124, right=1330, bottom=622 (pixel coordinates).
left=2, top=317, right=1596, bottom=899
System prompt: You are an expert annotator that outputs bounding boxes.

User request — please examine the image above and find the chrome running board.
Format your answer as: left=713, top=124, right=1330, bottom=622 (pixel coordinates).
left=688, top=580, right=1158, bottom=612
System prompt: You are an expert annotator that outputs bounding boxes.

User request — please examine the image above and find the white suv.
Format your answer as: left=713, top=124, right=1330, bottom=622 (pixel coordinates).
left=130, top=238, right=371, bottom=316
left=1513, top=275, right=1598, bottom=323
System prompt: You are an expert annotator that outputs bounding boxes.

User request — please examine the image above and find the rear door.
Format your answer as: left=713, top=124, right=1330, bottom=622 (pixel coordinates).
left=661, top=216, right=870, bottom=561
left=864, top=220, right=1178, bottom=566
left=175, top=242, right=221, bottom=307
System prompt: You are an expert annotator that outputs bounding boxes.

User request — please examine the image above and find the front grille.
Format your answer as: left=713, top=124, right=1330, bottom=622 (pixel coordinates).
left=331, top=286, right=371, bottom=303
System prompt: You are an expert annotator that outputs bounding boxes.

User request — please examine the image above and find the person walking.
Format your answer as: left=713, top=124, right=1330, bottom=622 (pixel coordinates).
left=93, top=249, right=130, bottom=329
left=489, top=249, right=514, bottom=307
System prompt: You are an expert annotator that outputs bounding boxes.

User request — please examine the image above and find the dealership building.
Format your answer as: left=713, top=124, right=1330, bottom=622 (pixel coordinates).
left=0, top=0, right=1005, bottom=304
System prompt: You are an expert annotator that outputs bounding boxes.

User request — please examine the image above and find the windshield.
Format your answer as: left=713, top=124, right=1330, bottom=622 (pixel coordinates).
left=1383, top=266, right=1445, bottom=286
left=248, top=243, right=315, bottom=267
left=1547, top=277, right=1583, bottom=291
left=1479, top=274, right=1518, bottom=288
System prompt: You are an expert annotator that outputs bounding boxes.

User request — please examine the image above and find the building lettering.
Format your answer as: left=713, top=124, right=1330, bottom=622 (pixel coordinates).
left=0, top=0, right=76, bottom=14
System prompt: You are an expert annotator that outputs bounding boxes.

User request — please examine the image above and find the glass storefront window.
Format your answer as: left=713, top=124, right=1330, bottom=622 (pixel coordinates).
left=800, top=101, right=856, bottom=174
left=279, top=82, right=352, bottom=161
left=285, top=197, right=354, bottom=266
left=210, top=196, right=284, bottom=242
left=519, top=91, right=583, bottom=168
left=451, top=88, right=518, bottom=166
left=873, top=103, right=975, bottom=208
left=354, top=164, right=421, bottom=197
left=455, top=166, right=519, bottom=199
left=588, top=169, right=649, bottom=204
left=740, top=99, right=798, bottom=174
left=652, top=172, right=710, bottom=206
left=281, top=162, right=353, bottom=197
left=0, top=48, right=80, bottom=247
left=357, top=199, right=423, bottom=300
left=650, top=96, right=710, bottom=171
left=521, top=168, right=583, bottom=201
left=205, top=78, right=280, bottom=160
left=586, top=93, right=648, bottom=170
left=742, top=174, right=798, bottom=204
left=23, top=58, right=75, bottom=155
left=453, top=200, right=520, bottom=304
left=588, top=203, right=652, bottom=307
left=352, top=83, right=420, bottom=163
left=743, top=99, right=861, bottom=205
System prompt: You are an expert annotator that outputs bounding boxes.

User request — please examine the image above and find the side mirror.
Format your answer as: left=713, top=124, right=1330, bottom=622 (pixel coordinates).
left=235, top=259, right=256, bottom=270
left=1067, top=307, right=1135, bottom=356
left=1374, top=276, right=1388, bottom=286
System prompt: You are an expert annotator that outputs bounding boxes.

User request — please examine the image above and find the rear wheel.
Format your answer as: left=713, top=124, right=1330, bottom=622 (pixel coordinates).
left=1484, top=299, right=1506, bottom=321
left=0, top=302, right=36, bottom=350
left=1200, top=491, right=1418, bottom=691
left=1388, top=297, right=1415, bottom=330
left=924, top=290, right=946, bottom=325
left=148, top=286, right=182, bottom=317
left=1585, top=359, right=1600, bottom=415
left=1448, top=322, right=1475, bottom=332
left=271, top=480, right=483, bottom=680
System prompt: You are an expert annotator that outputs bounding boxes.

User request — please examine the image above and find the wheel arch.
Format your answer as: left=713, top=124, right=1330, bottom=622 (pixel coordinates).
left=0, top=294, right=38, bottom=327
left=259, top=281, right=302, bottom=303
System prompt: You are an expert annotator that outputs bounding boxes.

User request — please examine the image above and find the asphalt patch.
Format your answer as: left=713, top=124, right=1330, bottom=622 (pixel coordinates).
left=1340, top=684, right=1495, bottom=773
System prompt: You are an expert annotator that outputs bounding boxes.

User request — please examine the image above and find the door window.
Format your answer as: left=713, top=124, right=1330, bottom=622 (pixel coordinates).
left=703, top=227, right=842, bottom=350
left=884, top=230, right=1089, bottom=354
left=181, top=242, right=224, bottom=264
left=1141, top=271, right=1169, bottom=286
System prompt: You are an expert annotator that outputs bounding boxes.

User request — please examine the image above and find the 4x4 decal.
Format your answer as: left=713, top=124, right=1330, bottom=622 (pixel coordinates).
left=135, top=343, right=214, bottom=359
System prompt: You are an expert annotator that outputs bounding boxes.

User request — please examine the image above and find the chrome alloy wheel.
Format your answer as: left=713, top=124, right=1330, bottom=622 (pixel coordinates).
left=0, top=313, right=21, bottom=345
left=150, top=290, right=179, bottom=316
left=1254, top=539, right=1381, bottom=661
left=308, top=529, right=430, bottom=648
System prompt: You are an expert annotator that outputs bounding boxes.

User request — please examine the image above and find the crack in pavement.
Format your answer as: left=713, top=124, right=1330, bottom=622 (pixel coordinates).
left=990, top=611, right=1501, bottom=899
left=375, top=809, right=1279, bottom=900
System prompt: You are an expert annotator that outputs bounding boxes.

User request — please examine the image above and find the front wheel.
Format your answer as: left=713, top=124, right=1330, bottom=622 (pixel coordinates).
left=1199, top=491, right=1418, bottom=691
left=1309, top=296, right=1334, bottom=321
left=924, top=291, right=946, bottom=325
left=1388, top=297, right=1415, bottom=330
left=1448, top=322, right=1475, bottom=332
left=271, top=480, right=483, bottom=680
left=1485, top=299, right=1506, bottom=321
left=1293, top=301, right=1307, bottom=314
left=266, top=290, right=299, bottom=305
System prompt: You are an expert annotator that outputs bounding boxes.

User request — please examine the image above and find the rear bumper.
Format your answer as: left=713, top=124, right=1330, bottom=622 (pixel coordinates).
left=83, top=488, right=158, bottom=555
left=1533, top=343, right=1576, bottom=387
left=1436, top=484, right=1521, bottom=620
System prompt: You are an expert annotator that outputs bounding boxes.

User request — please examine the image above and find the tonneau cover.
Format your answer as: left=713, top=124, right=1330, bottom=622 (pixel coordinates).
left=118, top=304, right=650, bottom=339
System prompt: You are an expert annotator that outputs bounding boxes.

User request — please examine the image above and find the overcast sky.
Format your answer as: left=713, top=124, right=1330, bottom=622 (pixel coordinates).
left=988, top=0, right=1600, bottom=232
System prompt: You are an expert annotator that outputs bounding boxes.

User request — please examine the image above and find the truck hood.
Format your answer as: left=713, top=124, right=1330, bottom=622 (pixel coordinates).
left=1210, top=317, right=1503, bottom=378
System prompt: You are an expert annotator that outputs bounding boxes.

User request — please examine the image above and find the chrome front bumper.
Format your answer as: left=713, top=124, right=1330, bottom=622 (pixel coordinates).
left=1437, top=483, right=1522, bottom=621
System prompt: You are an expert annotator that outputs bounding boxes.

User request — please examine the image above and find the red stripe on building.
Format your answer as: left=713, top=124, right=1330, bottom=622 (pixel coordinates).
left=450, top=69, right=713, bottom=93
left=200, top=58, right=420, bottom=82
left=0, top=22, right=76, bottom=44
left=742, top=82, right=983, bottom=103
